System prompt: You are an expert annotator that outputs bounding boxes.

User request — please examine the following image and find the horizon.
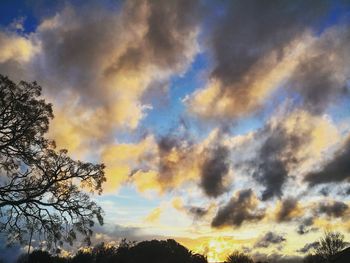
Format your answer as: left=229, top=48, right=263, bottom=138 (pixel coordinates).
left=1, top=1, right=350, bottom=263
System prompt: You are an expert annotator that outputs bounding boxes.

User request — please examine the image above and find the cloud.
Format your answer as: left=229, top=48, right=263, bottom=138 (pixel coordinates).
left=252, top=252, right=302, bottom=263
left=101, top=135, right=157, bottom=192
left=200, top=145, right=230, bottom=197
left=317, top=201, right=349, bottom=218
left=187, top=206, right=208, bottom=219
left=187, top=2, right=350, bottom=121
left=144, top=207, right=162, bottom=223
left=287, top=25, right=350, bottom=114
left=296, top=217, right=317, bottom=235
left=254, top=232, right=286, bottom=248
left=186, top=0, right=335, bottom=119
left=0, top=0, right=200, bottom=154
left=239, top=108, right=341, bottom=200
left=211, top=189, right=265, bottom=228
left=275, top=198, right=303, bottom=222
left=0, top=31, right=38, bottom=63
left=297, top=241, right=319, bottom=254
left=130, top=129, right=234, bottom=196
left=251, top=125, right=303, bottom=200
left=247, top=112, right=311, bottom=200
left=171, top=197, right=210, bottom=220
left=305, top=136, right=350, bottom=186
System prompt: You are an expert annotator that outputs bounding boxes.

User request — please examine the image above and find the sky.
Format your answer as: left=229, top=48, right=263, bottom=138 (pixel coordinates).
left=1, top=0, right=350, bottom=262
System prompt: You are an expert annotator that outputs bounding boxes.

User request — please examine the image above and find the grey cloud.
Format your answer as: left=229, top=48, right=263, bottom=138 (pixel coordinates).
left=305, top=136, right=350, bottom=186
left=187, top=206, right=208, bottom=219
left=297, top=241, right=319, bottom=254
left=33, top=0, right=199, bottom=99
left=211, top=189, right=265, bottom=228
left=287, top=26, right=350, bottom=114
left=318, top=201, right=349, bottom=218
left=205, top=0, right=332, bottom=114
left=254, top=232, right=286, bottom=248
left=296, top=217, right=317, bottom=235
left=253, top=252, right=302, bottom=263
left=251, top=124, right=308, bottom=200
left=200, top=145, right=230, bottom=197
left=156, top=134, right=193, bottom=186
left=276, top=198, right=299, bottom=222
left=210, top=0, right=329, bottom=85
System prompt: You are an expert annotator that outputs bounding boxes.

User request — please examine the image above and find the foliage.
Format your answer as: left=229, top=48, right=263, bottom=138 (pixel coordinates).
left=315, top=231, right=347, bottom=262
left=225, top=251, right=254, bottom=263
left=303, top=231, right=348, bottom=263
left=0, top=75, right=106, bottom=249
left=17, top=239, right=208, bottom=263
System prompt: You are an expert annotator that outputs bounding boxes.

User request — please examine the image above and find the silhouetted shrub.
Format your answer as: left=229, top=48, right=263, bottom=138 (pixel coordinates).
left=225, top=251, right=254, bottom=263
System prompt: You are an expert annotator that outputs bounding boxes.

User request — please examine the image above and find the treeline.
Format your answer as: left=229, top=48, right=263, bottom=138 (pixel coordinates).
left=12, top=231, right=350, bottom=263
left=16, top=239, right=207, bottom=263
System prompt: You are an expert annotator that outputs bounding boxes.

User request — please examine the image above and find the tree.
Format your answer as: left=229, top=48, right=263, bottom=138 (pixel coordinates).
left=225, top=251, right=254, bottom=263
left=314, top=231, right=347, bottom=262
left=0, top=75, right=106, bottom=249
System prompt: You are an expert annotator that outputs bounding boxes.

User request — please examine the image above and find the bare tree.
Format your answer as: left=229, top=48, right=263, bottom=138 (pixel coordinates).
left=0, top=75, right=106, bottom=250
left=314, top=231, right=347, bottom=262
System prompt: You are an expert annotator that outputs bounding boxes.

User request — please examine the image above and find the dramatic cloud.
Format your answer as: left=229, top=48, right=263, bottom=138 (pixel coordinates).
left=305, top=136, right=350, bottom=186
left=187, top=2, right=350, bottom=120
left=0, top=0, right=200, bottom=153
left=211, top=189, right=265, bottom=228
left=287, top=26, right=350, bottom=114
left=240, top=109, right=341, bottom=200
left=246, top=112, right=308, bottom=200
left=275, top=198, right=302, bottom=222
left=251, top=126, right=304, bottom=200
left=1, top=1, right=350, bottom=260
left=200, top=145, right=230, bottom=197
left=317, top=201, right=349, bottom=218
left=254, top=232, right=286, bottom=248
left=187, top=0, right=334, bottom=119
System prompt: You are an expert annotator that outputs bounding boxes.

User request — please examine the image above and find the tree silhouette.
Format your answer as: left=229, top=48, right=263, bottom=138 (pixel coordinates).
left=0, top=75, right=106, bottom=249
left=314, top=231, right=347, bottom=262
left=225, top=251, right=254, bottom=263
left=19, top=239, right=208, bottom=263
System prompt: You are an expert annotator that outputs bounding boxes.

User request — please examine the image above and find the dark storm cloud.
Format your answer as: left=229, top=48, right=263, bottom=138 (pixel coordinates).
left=305, top=137, right=350, bottom=186
left=207, top=0, right=331, bottom=108
left=254, top=232, right=286, bottom=248
left=200, top=145, right=230, bottom=197
left=276, top=198, right=299, bottom=222
left=297, top=242, right=319, bottom=254
left=211, top=189, right=265, bottom=228
left=251, top=123, right=308, bottom=200
left=318, top=201, right=349, bottom=218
